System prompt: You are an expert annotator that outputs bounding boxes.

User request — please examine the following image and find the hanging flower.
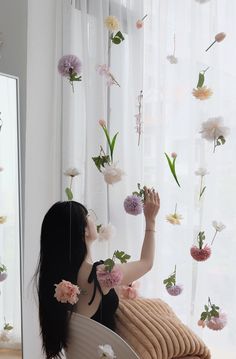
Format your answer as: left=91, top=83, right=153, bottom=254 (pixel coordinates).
left=166, top=204, right=183, bottom=225
left=190, top=231, right=211, bottom=261
left=163, top=266, right=183, bottom=296
left=206, top=32, right=226, bottom=52
left=165, top=152, right=181, bottom=187
left=192, top=67, right=213, bottom=100
left=195, top=167, right=209, bottom=200
left=198, top=297, right=227, bottom=331
left=167, top=34, right=178, bottom=64
left=98, top=223, right=116, bottom=241
left=96, top=64, right=120, bottom=87
left=123, top=194, right=143, bottom=216
left=211, top=221, right=226, bottom=245
left=98, top=344, right=116, bottom=359
left=0, top=320, right=13, bottom=343
left=102, top=163, right=125, bottom=185
left=104, top=16, right=120, bottom=32
left=54, top=280, right=80, bottom=305
left=199, top=117, right=229, bottom=153
left=0, top=264, right=7, bottom=282
left=119, top=281, right=140, bottom=300
left=0, top=216, right=7, bottom=224
left=134, top=90, right=143, bottom=146
left=64, top=167, right=80, bottom=200
left=58, top=55, right=82, bottom=92
left=136, top=14, right=148, bottom=29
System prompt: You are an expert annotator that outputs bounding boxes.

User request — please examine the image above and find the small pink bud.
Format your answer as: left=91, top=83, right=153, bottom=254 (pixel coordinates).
left=215, top=32, right=226, bottom=42
left=171, top=152, right=177, bottom=159
left=136, top=20, right=143, bottom=29
left=99, top=119, right=106, bottom=127
left=198, top=319, right=206, bottom=328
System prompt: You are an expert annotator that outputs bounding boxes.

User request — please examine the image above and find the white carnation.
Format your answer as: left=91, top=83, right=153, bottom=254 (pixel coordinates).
left=64, top=167, right=80, bottom=177
left=102, top=163, right=125, bottom=185
left=199, top=117, right=229, bottom=142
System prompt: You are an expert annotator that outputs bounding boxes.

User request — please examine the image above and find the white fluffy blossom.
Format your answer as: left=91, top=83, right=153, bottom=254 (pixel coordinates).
left=212, top=221, right=226, bottom=232
left=64, top=168, right=80, bottom=177
left=102, top=163, right=125, bottom=185
left=98, top=223, right=116, bottom=241
left=199, top=117, right=229, bottom=142
left=195, top=168, right=209, bottom=176
left=98, top=344, right=116, bottom=359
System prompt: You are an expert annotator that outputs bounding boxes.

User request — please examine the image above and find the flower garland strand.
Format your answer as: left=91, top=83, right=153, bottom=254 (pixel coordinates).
left=134, top=90, right=143, bottom=146
left=167, top=33, right=178, bottom=64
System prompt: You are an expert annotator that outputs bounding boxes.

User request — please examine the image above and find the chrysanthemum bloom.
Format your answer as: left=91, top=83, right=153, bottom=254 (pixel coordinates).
left=98, top=344, right=116, bottom=359
left=166, top=284, right=183, bottom=296
left=166, top=55, right=178, bottom=64
left=54, top=280, right=80, bottom=305
left=192, top=86, right=213, bottom=100
left=64, top=168, right=80, bottom=177
left=98, top=223, right=116, bottom=241
left=166, top=213, right=183, bottom=225
left=58, top=55, right=82, bottom=78
left=120, top=281, right=140, bottom=299
left=124, top=195, right=143, bottom=215
left=97, top=266, right=123, bottom=288
left=198, top=319, right=206, bottom=328
left=0, top=216, right=7, bottom=224
left=200, top=117, right=229, bottom=141
left=104, top=16, right=120, bottom=32
left=195, top=167, right=209, bottom=176
left=206, top=312, right=227, bottom=330
left=190, top=244, right=211, bottom=261
left=102, top=163, right=124, bottom=185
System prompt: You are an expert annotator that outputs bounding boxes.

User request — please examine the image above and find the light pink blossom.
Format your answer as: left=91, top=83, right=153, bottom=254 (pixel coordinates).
left=102, top=163, right=124, bottom=185
left=206, top=312, right=227, bottom=330
left=215, top=32, right=226, bottom=43
left=120, top=281, right=140, bottom=299
left=136, top=20, right=144, bottom=29
left=99, top=119, right=107, bottom=127
left=54, top=280, right=80, bottom=305
left=97, top=266, right=123, bottom=288
left=198, top=319, right=206, bottom=328
left=166, top=284, right=183, bottom=296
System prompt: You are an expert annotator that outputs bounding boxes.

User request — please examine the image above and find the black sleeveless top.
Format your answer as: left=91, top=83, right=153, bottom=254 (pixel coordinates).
left=88, top=260, right=119, bottom=331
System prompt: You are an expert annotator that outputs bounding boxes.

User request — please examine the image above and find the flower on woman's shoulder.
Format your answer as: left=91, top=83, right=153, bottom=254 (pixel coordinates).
left=98, top=344, right=116, bottom=359
left=54, top=280, right=80, bottom=305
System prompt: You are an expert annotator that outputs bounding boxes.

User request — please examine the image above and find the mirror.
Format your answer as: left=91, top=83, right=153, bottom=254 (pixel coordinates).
left=0, top=73, right=22, bottom=358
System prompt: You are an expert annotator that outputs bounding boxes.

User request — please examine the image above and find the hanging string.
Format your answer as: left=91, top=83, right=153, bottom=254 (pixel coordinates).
left=69, top=201, right=72, bottom=263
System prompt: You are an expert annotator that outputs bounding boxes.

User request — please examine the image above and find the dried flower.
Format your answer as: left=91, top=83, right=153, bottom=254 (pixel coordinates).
left=200, top=117, right=229, bottom=152
left=192, top=86, right=213, bottom=100
left=104, top=16, right=120, bottom=32
left=98, top=223, right=116, bottom=241
left=163, top=266, right=183, bottom=296
left=206, top=32, right=226, bottom=51
left=102, top=163, right=124, bottom=185
left=199, top=298, right=227, bottom=331
left=54, top=280, right=80, bottom=305
left=0, top=216, right=7, bottom=224
left=211, top=221, right=226, bottom=245
left=206, top=312, right=227, bottom=330
left=97, top=266, right=123, bottom=288
left=96, top=64, right=120, bottom=87
left=134, top=90, right=143, bottom=146
left=58, top=55, right=82, bottom=92
left=165, top=152, right=181, bottom=187
left=119, top=281, right=140, bottom=300
left=166, top=55, right=178, bottom=64
left=124, top=194, right=143, bottom=215
left=98, top=344, right=116, bottom=359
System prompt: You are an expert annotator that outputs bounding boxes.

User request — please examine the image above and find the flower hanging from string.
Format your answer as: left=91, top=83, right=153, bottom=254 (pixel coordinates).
left=97, top=223, right=116, bottom=241
left=205, top=32, right=226, bottom=52
left=64, top=167, right=80, bottom=200
left=136, top=14, right=148, bottom=29
left=163, top=265, right=183, bottom=296
left=190, top=231, right=211, bottom=261
left=199, top=116, right=229, bottom=153
left=58, top=55, right=82, bottom=92
left=166, top=204, right=183, bottom=225
left=119, top=281, right=140, bottom=300
left=211, top=221, right=226, bottom=245
left=0, top=319, right=14, bottom=343
left=98, top=344, right=116, bottom=359
left=195, top=167, right=209, bottom=200
left=198, top=297, right=227, bottom=330
left=0, top=264, right=7, bottom=282
left=96, top=64, right=120, bottom=87
left=96, top=250, right=130, bottom=288
left=192, top=67, right=213, bottom=100
left=123, top=183, right=145, bottom=216
left=54, top=280, right=81, bottom=305
left=104, top=15, right=125, bottom=45
left=0, top=216, right=7, bottom=224
left=165, top=152, right=181, bottom=187
left=167, top=34, right=178, bottom=64
left=134, top=90, right=143, bottom=146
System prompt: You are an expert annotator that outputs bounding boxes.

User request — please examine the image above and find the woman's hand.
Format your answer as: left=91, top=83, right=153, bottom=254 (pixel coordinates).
left=143, top=187, right=160, bottom=224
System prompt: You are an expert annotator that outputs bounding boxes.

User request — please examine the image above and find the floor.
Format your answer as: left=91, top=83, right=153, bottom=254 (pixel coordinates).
left=0, top=349, right=22, bottom=359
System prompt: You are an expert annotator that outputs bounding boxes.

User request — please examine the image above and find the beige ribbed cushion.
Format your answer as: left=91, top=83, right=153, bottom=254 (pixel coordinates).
left=115, top=298, right=211, bottom=359
left=66, top=312, right=140, bottom=358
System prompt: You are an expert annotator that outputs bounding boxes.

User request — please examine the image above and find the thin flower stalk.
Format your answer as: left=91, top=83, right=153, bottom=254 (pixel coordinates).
left=135, top=90, right=143, bottom=146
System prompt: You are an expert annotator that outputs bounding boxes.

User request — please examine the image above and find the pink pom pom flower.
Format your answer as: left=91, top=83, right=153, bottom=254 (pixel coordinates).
left=97, top=266, right=123, bottom=288
left=198, top=298, right=227, bottom=331
left=206, top=312, right=227, bottom=330
left=166, top=284, right=183, bottom=296
left=54, top=280, right=80, bottom=305
left=190, top=231, right=211, bottom=262
left=58, top=55, right=82, bottom=92
left=124, top=194, right=143, bottom=215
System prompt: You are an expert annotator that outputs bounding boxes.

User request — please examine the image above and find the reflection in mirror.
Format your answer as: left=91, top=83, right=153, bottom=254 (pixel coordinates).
left=0, top=73, right=22, bottom=358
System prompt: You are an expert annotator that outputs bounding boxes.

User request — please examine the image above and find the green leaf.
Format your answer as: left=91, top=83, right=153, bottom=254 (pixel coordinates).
left=0, top=264, right=7, bottom=273
left=92, top=155, right=110, bottom=172
left=4, top=323, right=13, bottom=331
left=104, top=258, right=115, bottom=272
left=204, top=305, right=209, bottom=312
left=96, top=224, right=102, bottom=232
left=199, top=186, right=206, bottom=199
left=114, top=250, right=131, bottom=263
left=216, top=135, right=226, bottom=146
left=115, top=31, right=125, bottom=41
left=197, top=72, right=205, bottom=88
left=200, top=312, right=208, bottom=321
left=65, top=187, right=73, bottom=201
left=112, top=37, right=121, bottom=44
left=110, top=132, right=119, bottom=161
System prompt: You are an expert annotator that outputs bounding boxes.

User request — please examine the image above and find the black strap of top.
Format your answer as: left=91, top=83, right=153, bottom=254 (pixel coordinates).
left=88, top=260, right=104, bottom=306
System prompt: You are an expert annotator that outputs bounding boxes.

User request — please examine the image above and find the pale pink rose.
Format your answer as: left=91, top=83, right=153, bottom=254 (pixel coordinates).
left=99, top=119, right=107, bottom=127
left=198, top=319, right=206, bottom=328
left=120, top=281, right=140, bottom=299
left=136, top=20, right=143, bottom=29
left=215, top=32, right=226, bottom=42
left=54, top=280, right=80, bottom=305
left=97, top=266, right=123, bottom=288
left=206, top=312, right=227, bottom=330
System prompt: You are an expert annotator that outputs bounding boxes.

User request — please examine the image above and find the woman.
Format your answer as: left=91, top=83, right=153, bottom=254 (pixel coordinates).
left=36, top=187, right=160, bottom=359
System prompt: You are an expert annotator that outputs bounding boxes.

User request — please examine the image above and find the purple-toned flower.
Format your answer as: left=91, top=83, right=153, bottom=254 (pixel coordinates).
left=190, top=244, right=211, bottom=261
left=166, top=284, right=183, bottom=296
left=124, top=195, right=143, bottom=215
left=0, top=264, right=7, bottom=282
left=58, top=55, right=82, bottom=91
left=206, top=312, right=227, bottom=330
left=97, top=266, right=123, bottom=288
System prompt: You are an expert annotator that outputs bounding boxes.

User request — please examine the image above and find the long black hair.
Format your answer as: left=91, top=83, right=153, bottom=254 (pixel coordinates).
left=35, top=201, right=88, bottom=358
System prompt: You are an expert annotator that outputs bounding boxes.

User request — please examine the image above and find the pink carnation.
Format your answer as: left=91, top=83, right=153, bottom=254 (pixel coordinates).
left=97, top=266, right=123, bottom=288
left=166, top=284, right=183, bottom=296
left=198, top=319, right=206, bottom=328
left=120, top=282, right=140, bottom=299
left=54, top=280, right=80, bottom=305
left=58, top=55, right=82, bottom=77
left=190, top=245, right=211, bottom=261
left=206, top=312, right=227, bottom=330
left=124, top=195, right=143, bottom=215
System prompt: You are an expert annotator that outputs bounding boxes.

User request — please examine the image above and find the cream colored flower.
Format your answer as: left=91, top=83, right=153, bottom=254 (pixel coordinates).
left=212, top=221, right=226, bottom=232
left=64, top=168, right=80, bottom=177
left=166, top=213, right=183, bottom=225
left=0, top=216, right=7, bottom=224
left=200, top=117, right=229, bottom=142
left=98, top=223, right=116, bottom=241
left=102, top=163, right=125, bottom=185
left=98, top=344, right=116, bottom=359
left=192, top=86, right=213, bottom=100
left=104, top=16, right=120, bottom=32
left=195, top=167, right=209, bottom=176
